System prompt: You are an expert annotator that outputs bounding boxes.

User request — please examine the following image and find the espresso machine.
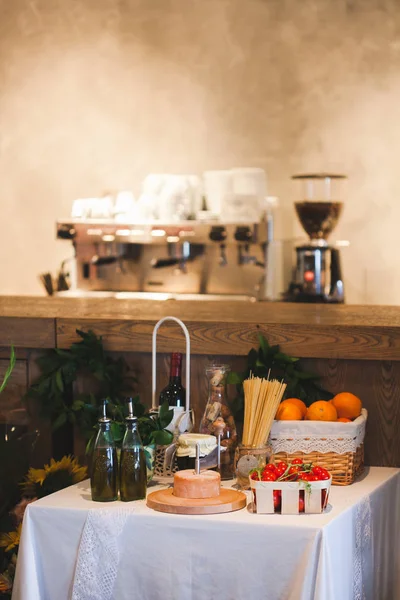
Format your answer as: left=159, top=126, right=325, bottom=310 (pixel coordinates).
left=56, top=218, right=274, bottom=300
left=54, top=169, right=290, bottom=301
left=286, top=173, right=346, bottom=304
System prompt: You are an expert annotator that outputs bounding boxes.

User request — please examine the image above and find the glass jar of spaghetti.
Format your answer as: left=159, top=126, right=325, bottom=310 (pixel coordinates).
left=237, top=374, right=286, bottom=488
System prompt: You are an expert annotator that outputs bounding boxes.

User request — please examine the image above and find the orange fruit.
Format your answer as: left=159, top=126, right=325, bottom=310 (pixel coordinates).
left=275, top=403, right=303, bottom=421
left=306, top=400, right=337, bottom=422
left=337, top=417, right=351, bottom=423
left=283, top=398, right=307, bottom=419
left=331, top=392, right=362, bottom=420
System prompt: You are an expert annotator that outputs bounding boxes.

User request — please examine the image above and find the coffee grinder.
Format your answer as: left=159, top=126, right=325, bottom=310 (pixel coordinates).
left=286, top=173, right=346, bottom=304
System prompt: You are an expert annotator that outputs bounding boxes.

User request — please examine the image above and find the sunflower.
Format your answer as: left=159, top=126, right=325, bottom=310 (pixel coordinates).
left=0, top=571, right=12, bottom=593
left=22, top=456, right=87, bottom=498
left=0, top=524, right=21, bottom=553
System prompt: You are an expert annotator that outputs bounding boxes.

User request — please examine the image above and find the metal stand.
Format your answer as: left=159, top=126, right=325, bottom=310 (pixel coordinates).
left=151, top=316, right=191, bottom=433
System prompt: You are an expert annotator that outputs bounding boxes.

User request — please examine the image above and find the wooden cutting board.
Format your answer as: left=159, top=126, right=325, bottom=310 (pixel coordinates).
left=147, top=488, right=247, bottom=515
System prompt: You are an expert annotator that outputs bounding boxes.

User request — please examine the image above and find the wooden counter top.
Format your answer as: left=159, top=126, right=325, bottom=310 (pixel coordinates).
left=1, top=295, right=400, bottom=359
left=2, top=295, right=400, bottom=325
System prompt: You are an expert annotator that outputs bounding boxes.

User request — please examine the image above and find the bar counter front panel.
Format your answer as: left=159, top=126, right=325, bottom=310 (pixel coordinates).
left=0, top=296, right=399, bottom=468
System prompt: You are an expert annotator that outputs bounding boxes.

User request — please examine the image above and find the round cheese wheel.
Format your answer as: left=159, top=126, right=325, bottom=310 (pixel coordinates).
left=173, top=469, right=221, bottom=499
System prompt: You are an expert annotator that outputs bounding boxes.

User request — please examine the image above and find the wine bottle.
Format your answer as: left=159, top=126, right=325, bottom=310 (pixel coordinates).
left=119, top=399, right=147, bottom=502
left=91, top=401, right=118, bottom=502
left=159, top=352, right=186, bottom=408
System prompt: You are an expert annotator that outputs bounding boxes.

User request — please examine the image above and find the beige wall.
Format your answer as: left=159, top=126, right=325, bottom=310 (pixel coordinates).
left=0, top=0, right=399, bottom=303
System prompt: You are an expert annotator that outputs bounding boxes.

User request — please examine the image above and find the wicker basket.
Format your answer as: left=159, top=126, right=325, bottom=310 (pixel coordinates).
left=269, top=409, right=367, bottom=486
left=154, top=445, right=178, bottom=477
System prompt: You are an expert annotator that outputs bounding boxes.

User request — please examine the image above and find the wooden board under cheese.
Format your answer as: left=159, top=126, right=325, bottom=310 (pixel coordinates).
left=147, top=487, right=247, bottom=515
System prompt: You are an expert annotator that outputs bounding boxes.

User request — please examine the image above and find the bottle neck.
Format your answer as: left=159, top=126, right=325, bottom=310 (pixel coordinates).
left=95, top=421, right=115, bottom=448
left=170, top=353, right=183, bottom=380
left=123, top=419, right=143, bottom=447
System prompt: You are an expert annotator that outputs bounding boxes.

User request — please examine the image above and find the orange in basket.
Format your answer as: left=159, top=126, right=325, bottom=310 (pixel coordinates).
left=331, top=392, right=362, bottom=420
left=306, top=400, right=337, bottom=422
left=337, top=417, right=351, bottom=423
left=276, top=402, right=303, bottom=421
left=283, top=398, right=307, bottom=418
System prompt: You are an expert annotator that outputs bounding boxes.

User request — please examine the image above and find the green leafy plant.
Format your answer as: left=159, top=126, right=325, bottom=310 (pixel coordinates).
left=26, top=329, right=134, bottom=440
left=25, top=329, right=173, bottom=452
left=139, top=402, right=174, bottom=447
left=227, top=333, right=333, bottom=421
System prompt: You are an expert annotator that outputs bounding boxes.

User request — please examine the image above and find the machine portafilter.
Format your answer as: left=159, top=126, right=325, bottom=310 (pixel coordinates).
left=151, top=241, right=204, bottom=273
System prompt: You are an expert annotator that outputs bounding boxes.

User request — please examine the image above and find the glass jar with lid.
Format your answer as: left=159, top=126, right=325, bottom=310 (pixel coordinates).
left=175, top=433, right=218, bottom=471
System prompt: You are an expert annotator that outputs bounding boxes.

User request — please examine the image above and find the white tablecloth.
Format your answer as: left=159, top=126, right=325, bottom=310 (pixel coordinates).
left=12, top=467, right=400, bottom=600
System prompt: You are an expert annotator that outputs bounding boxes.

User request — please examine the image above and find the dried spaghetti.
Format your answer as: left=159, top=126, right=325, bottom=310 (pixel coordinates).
left=242, top=375, right=286, bottom=447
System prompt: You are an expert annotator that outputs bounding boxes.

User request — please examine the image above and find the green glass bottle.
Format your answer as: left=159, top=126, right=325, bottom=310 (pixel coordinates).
left=119, top=399, right=147, bottom=502
left=91, top=401, right=118, bottom=502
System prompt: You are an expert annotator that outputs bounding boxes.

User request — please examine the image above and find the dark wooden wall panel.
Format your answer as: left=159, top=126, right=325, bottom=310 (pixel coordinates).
left=26, top=351, right=53, bottom=467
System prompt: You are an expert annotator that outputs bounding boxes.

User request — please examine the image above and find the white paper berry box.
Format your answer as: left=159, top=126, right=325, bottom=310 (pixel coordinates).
left=249, top=477, right=332, bottom=514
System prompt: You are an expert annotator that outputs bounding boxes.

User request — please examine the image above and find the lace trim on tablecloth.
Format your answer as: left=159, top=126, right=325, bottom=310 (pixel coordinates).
left=353, top=496, right=372, bottom=600
left=269, top=436, right=363, bottom=455
left=71, top=507, right=132, bottom=600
